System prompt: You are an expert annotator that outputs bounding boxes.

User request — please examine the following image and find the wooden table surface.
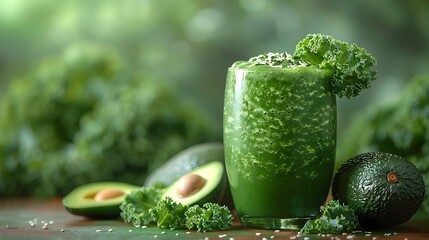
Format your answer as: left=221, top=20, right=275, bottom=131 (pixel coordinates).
left=0, top=198, right=428, bottom=240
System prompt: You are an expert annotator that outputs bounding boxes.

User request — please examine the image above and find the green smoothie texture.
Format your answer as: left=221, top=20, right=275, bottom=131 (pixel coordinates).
left=223, top=34, right=377, bottom=224
left=224, top=63, right=336, bottom=218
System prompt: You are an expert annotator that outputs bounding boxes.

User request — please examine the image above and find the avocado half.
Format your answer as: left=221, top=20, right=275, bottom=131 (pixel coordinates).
left=63, top=182, right=139, bottom=218
left=145, top=143, right=224, bottom=187
left=162, top=161, right=228, bottom=206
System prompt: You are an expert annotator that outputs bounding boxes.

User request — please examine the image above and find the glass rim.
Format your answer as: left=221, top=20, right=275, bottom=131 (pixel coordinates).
left=227, top=65, right=331, bottom=72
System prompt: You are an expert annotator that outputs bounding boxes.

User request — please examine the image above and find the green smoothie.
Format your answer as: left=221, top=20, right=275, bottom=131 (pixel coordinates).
left=223, top=34, right=377, bottom=230
left=224, top=55, right=336, bottom=229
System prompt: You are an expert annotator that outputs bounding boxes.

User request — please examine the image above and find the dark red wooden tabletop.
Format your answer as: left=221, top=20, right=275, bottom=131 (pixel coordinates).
left=1, top=198, right=428, bottom=240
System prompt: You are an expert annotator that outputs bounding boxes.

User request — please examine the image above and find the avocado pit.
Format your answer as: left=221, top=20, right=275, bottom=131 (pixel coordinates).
left=83, top=189, right=125, bottom=201
left=176, top=173, right=206, bottom=198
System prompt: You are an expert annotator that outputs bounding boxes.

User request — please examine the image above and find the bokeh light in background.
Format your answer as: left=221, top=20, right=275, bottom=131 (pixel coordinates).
left=0, top=0, right=428, bottom=139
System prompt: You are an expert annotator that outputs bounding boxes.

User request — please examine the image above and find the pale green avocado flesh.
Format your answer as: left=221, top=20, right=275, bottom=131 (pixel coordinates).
left=63, top=182, right=139, bottom=218
left=162, top=161, right=224, bottom=206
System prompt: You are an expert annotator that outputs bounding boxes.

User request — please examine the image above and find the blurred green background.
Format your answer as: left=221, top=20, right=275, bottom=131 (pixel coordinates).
left=1, top=0, right=428, bottom=134
left=1, top=0, right=429, bottom=199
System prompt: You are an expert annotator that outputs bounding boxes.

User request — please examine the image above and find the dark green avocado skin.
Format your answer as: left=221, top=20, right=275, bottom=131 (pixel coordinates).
left=332, top=152, right=425, bottom=228
left=64, top=205, right=122, bottom=219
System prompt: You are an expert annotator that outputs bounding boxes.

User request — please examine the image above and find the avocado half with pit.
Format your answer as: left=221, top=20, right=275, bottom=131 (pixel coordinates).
left=145, top=143, right=225, bottom=187
left=162, top=161, right=229, bottom=206
left=63, top=182, right=139, bottom=218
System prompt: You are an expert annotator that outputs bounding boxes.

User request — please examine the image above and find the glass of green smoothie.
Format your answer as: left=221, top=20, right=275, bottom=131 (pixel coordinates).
left=223, top=34, right=377, bottom=229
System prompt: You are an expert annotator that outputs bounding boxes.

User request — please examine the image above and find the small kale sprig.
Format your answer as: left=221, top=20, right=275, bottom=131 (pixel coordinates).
left=149, top=197, right=189, bottom=229
left=294, top=33, right=377, bottom=98
left=300, top=200, right=358, bottom=234
left=185, top=202, right=234, bottom=232
left=149, top=198, right=234, bottom=232
left=120, top=189, right=234, bottom=232
left=119, top=187, right=163, bottom=227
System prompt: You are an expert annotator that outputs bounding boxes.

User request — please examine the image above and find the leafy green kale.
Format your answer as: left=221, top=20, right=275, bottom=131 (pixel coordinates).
left=185, top=202, right=234, bottom=232
left=300, top=200, right=358, bottom=234
left=294, top=34, right=377, bottom=98
left=0, top=45, right=124, bottom=196
left=0, top=45, right=218, bottom=197
left=120, top=187, right=163, bottom=227
left=337, top=74, right=429, bottom=216
left=123, top=194, right=234, bottom=232
left=149, top=197, right=189, bottom=229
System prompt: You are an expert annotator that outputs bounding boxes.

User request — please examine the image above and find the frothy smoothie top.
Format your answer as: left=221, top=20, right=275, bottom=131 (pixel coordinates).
left=229, top=34, right=378, bottom=98
left=230, top=52, right=307, bottom=70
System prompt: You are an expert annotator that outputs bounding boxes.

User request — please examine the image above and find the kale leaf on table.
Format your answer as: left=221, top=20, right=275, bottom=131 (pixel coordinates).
left=149, top=197, right=189, bottom=229
left=185, top=202, right=234, bottom=232
left=120, top=188, right=234, bottom=232
left=120, top=187, right=163, bottom=227
left=300, top=200, right=358, bottom=234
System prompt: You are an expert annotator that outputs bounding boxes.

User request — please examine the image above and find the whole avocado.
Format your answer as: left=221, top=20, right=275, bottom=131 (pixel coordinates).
left=332, top=152, right=425, bottom=228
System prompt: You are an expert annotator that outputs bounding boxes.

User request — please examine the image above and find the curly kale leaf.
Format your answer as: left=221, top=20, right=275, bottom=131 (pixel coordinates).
left=149, top=197, right=189, bottom=229
left=0, top=45, right=124, bottom=196
left=185, top=202, right=233, bottom=232
left=120, top=187, right=163, bottom=227
left=294, top=34, right=377, bottom=98
left=300, top=200, right=358, bottom=234
left=0, top=44, right=218, bottom=197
